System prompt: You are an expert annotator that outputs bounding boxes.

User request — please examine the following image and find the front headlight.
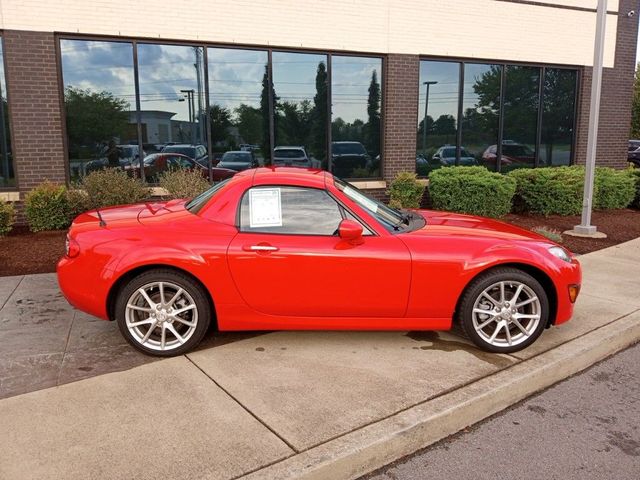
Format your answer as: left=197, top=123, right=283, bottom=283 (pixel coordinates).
left=548, top=246, right=571, bottom=263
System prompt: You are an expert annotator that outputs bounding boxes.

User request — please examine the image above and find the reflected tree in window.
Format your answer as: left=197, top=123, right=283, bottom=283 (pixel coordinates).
left=541, top=69, right=577, bottom=166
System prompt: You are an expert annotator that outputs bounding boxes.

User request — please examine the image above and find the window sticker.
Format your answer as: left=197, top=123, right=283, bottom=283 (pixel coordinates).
left=249, top=188, right=283, bottom=228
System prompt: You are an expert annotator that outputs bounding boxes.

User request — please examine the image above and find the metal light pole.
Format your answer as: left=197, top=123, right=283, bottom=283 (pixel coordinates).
left=180, top=89, right=196, bottom=145
left=422, top=81, right=438, bottom=155
left=571, top=0, right=607, bottom=237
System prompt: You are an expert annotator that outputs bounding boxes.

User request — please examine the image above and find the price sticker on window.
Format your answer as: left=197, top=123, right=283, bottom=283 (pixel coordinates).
left=249, top=188, right=283, bottom=228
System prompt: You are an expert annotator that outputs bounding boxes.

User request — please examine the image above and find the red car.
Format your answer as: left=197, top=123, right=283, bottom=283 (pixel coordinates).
left=124, top=153, right=236, bottom=182
left=57, top=168, right=581, bottom=357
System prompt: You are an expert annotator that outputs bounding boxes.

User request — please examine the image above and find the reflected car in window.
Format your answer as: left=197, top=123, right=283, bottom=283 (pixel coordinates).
left=85, top=144, right=146, bottom=174
left=331, top=141, right=371, bottom=178
left=124, top=153, right=236, bottom=182
left=273, top=146, right=310, bottom=167
left=482, top=142, right=535, bottom=170
left=58, top=167, right=581, bottom=358
left=432, top=146, right=477, bottom=166
left=628, top=140, right=640, bottom=168
left=217, top=151, right=259, bottom=171
left=161, top=144, right=209, bottom=167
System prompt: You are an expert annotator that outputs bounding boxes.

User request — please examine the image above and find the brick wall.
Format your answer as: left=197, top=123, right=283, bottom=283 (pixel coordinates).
left=3, top=29, right=66, bottom=196
left=382, top=54, right=419, bottom=182
left=574, top=0, right=640, bottom=167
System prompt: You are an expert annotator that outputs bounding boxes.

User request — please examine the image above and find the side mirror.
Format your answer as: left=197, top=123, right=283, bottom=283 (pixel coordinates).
left=338, top=219, right=363, bottom=243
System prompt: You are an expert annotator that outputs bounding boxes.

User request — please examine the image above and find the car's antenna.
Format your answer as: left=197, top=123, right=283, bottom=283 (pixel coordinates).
left=96, top=207, right=106, bottom=227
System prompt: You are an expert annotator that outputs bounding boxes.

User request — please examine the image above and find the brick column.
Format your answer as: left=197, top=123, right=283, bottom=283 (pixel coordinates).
left=574, top=0, right=640, bottom=167
left=382, top=54, right=419, bottom=182
left=3, top=30, right=66, bottom=193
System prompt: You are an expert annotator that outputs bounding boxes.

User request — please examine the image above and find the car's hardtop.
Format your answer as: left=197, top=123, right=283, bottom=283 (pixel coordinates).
left=251, top=166, right=327, bottom=189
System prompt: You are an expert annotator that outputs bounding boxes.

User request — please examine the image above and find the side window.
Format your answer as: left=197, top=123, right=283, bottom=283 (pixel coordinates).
left=240, top=186, right=343, bottom=235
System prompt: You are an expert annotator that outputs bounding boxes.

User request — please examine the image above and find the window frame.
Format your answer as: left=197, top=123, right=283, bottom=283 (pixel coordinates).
left=0, top=36, right=16, bottom=190
left=416, top=55, right=580, bottom=175
left=55, top=34, right=386, bottom=185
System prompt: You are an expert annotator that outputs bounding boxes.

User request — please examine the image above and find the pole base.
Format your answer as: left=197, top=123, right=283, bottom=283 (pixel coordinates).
left=564, top=225, right=607, bottom=238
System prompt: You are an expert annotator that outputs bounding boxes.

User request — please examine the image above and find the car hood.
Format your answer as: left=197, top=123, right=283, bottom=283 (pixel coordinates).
left=408, top=210, right=548, bottom=242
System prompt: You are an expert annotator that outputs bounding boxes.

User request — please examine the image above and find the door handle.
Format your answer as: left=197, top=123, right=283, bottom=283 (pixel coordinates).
left=244, top=244, right=279, bottom=252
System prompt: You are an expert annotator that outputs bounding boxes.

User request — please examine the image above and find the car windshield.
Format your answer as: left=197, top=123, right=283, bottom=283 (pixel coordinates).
left=274, top=149, right=305, bottom=158
left=334, top=177, right=409, bottom=232
left=221, top=152, right=251, bottom=162
left=185, top=178, right=232, bottom=214
left=164, top=146, right=195, bottom=157
left=442, top=148, right=455, bottom=158
left=503, top=145, right=533, bottom=156
left=333, top=143, right=366, bottom=155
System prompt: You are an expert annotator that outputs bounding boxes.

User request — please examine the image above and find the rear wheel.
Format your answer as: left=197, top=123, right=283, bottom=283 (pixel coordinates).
left=456, top=268, right=549, bottom=353
left=115, top=269, right=211, bottom=356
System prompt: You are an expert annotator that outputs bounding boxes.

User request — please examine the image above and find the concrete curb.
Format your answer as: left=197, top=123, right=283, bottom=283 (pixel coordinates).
left=239, top=310, right=640, bottom=480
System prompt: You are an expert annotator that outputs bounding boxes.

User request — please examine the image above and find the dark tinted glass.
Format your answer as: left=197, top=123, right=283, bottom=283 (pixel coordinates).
left=0, top=40, right=13, bottom=188
left=137, top=44, right=206, bottom=181
left=417, top=61, right=460, bottom=176
left=60, top=39, right=136, bottom=182
left=540, top=68, right=577, bottom=167
left=461, top=63, right=501, bottom=170
left=501, top=66, right=540, bottom=172
left=272, top=52, right=327, bottom=170
left=331, top=56, right=382, bottom=178
left=240, top=186, right=342, bottom=235
left=208, top=48, right=268, bottom=166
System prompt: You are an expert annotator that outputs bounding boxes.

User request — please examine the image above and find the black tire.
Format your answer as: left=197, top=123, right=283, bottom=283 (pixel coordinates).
left=456, top=267, right=549, bottom=353
left=115, top=269, right=211, bottom=357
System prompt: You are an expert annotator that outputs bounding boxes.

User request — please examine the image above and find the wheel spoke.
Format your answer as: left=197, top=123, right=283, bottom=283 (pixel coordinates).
left=128, top=317, right=155, bottom=328
left=481, top=292, right=500, bottom=308
left=499, top=282, right=505, bottom=303
left=477, top=315, right=498, bottom=330
left=159, top=282, right=166, bottom=306
left=173, top=304, right=196, bottom=316
left=160, top=324, right=167, bottom=350
left=510, top=284, right=524, bottom=304
left=172, top=316, right=196, bottom=328
left=505, top=324, right=512, bottom=346
left=141, top=321, right=158, bottom=343
left=514, top=313, right=540, bottom=320
left=489, top=321, right=504, bottom=343
left=167, top=287, right=184, bottom=307
left=512, top=318, right=529, bottom=336
left=138, top=288, right=156, bottom=308
left=516, top=296, right=538, bottom=308
left=166, top=323, right=185, bottom=345
left=127, top=304, right=153, bottom=313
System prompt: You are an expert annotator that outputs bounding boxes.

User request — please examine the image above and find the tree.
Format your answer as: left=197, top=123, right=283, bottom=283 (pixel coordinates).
left=260, top=65, right=278, bottom=162
left=64, top=86, right=129, bottom=157
left=310, top=61, right=328, bottom=159
left=235, top=104, right=263, bottom=145
left=366, top=70, right=381, bottom=156
left=208, top=104, right=232, bottom=146
left=631, top=63, right=640, bottom=138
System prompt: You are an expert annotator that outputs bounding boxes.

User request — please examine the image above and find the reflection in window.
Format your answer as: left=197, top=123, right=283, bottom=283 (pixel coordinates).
left=331, top=56, right=382, bottom=179
left=60, top=39, right=136, bottom=181
left=541, top=69, right=577, bottom=167
left=461, top=63, right=501, bottom=170
left=501, top=66, right=540, bottom=172
left=0, top=39, right=13, bottom=188
left=272, top=52, right=328, bottom=170
left=208, top=48, right=268, bottom=165
left=240, top=186, right=342, bottom=235
left=416, top=61, right=460, bottom=177
left=137, top=44, right=206, bottom=174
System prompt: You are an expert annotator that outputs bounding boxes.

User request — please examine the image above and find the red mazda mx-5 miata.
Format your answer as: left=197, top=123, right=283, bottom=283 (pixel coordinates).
left=57, top=167, right=581, bottom=356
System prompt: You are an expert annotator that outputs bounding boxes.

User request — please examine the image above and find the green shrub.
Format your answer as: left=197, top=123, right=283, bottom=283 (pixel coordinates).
left=0, top=200, right=15, bottom=236
left=593, top=167, right=635, bottom=210
left=158, top=169, right=210, bottom=200
left=82, top=169, right=151, bottom=208
left=429, top=166, right=516, bottom=218
left=629, top=168, right=640, bottom=209
left=24, top=182, right=70, bottom=232
left=508, top=167, right=585, bottom=216
left=65, top=188, right=90, bottom=222
left=387, top=172, right=426, bottom=209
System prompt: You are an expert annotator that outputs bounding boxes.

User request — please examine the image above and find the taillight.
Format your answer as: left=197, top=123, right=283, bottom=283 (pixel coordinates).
left=65, top=234, right=80, bottom=258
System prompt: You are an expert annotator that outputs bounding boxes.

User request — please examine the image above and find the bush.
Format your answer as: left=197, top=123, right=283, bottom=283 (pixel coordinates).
left=158, top=169, right=210, bottom=200
left=508, top=167, right=585, bottom=216
left=24, top=182, right=70, bottom=232
left=629, top=168, right=640, bottom=209
left=82, top=169, right=151, bottom=208
left=429, top=166, right=516, bottom=218
left=387, top=172, right=426, bottom=209
left=65, top=188, right=90, bottom=223
left=0, top=200, right=15, bottom=236
left=593, top=167, right=635, bottom=210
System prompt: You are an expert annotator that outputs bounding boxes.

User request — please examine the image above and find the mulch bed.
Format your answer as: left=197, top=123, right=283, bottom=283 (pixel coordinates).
left=1, top=209, right=638, bottom=276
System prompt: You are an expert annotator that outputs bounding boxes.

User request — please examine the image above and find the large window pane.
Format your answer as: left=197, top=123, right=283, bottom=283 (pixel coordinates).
left=208, top=48, right=268, bottom=166
left=540, top=69, right=577, bottom=167
left=272, top=52, right=327, bottom=170
left=331, top=56, right=382, bottom=179
left=461, top=63, right=501, bottom=170
left=60, top=40, right=136, bottom=181
left=416, top=60, right=460, bottom=177
left=138, top=44, right=206, bottom=172
left=0, top=39, right=13, bottom=188
left=501, top=66, right=540, bottom=172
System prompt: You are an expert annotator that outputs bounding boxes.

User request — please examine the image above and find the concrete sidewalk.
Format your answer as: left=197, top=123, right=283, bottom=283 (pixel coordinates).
left=1, top=239, right=639, bottom=480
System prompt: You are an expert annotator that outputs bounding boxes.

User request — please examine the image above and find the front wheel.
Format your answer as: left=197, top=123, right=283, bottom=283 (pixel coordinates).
left=115, top=269, right=211, bottom=356
left=456, top=268, right=549, bottom=353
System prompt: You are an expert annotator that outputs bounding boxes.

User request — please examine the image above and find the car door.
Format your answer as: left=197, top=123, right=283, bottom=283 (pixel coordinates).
left=227, top=185, right=412, bottom=318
